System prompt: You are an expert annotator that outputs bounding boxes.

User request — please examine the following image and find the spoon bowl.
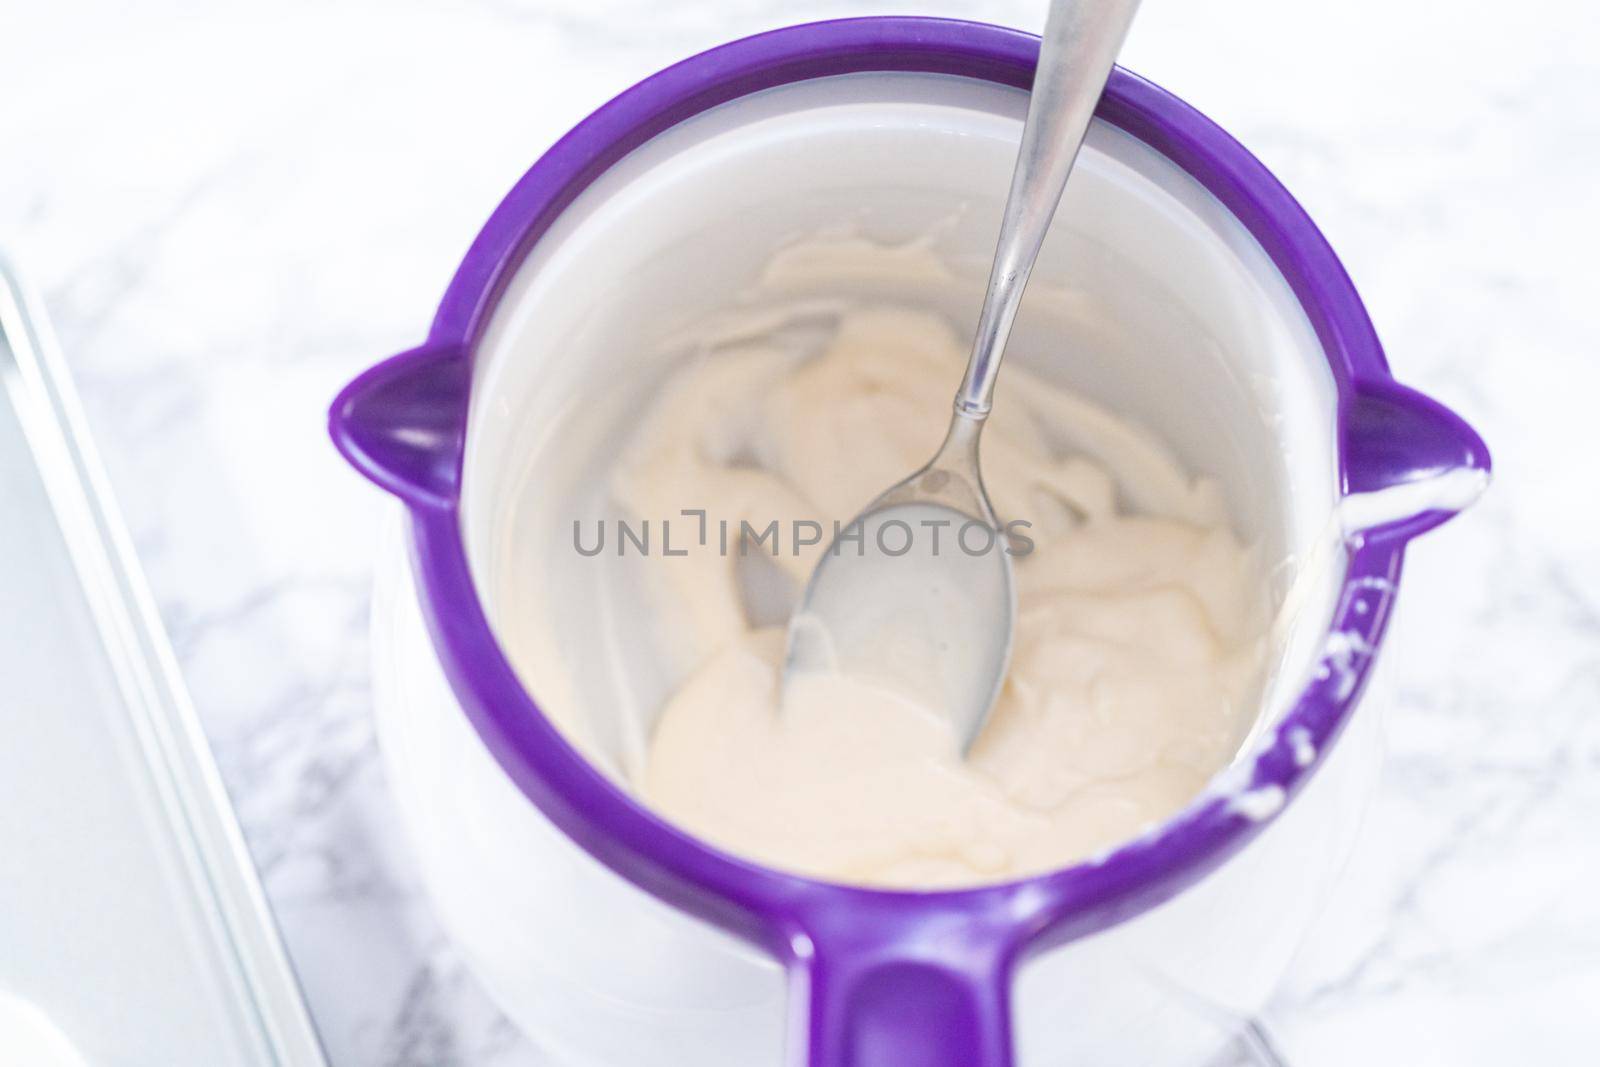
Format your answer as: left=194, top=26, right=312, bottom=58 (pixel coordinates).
left=784, top=414, right=1016, bottom=749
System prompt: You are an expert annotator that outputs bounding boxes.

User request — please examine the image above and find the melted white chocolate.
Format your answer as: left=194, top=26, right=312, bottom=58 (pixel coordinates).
left=605, top=305, right=1271, bottom=888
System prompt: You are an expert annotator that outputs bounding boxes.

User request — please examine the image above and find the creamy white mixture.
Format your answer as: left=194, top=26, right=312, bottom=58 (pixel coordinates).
left=603, top=304, right=1273, bottom=888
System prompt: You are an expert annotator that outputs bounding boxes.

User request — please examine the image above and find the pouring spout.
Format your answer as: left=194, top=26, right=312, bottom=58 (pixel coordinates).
left=328, top=343, right=469, bottom=511
left=1340, top=379, right=1491, bottom=541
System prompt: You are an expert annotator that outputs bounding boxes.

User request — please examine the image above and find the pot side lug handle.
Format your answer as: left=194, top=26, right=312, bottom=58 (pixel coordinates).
left=328, top=343, right=471, bottom=511
left=1340, top=379, right=1492, bottom=542
left=793, top=906, right=1020, bottom=1067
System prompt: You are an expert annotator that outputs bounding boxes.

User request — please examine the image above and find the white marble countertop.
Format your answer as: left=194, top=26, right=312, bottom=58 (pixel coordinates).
left=4, top=1, right=1597, bottom=1063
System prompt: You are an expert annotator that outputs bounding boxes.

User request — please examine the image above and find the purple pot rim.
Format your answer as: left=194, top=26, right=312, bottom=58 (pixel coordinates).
left=334, top=16, right=1490, bottom=960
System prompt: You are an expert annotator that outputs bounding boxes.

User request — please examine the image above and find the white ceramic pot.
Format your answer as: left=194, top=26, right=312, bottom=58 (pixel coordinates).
left=334, top=19, right=1489, bottom=1067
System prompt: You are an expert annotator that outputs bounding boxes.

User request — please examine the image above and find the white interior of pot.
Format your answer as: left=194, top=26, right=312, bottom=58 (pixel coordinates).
left=460, top=72, right=1344, bottom=782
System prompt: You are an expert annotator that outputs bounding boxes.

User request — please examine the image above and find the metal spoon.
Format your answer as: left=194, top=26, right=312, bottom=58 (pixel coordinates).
left=783, top=0, right=1142, bottom=749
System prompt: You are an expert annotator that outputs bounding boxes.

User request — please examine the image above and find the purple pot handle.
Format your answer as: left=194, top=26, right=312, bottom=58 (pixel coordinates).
left=795, top=905, right=1018, bottom=1067
left=327, top=343, right=470, bottom=510
left=1341, top=378, right=1491, bottom=539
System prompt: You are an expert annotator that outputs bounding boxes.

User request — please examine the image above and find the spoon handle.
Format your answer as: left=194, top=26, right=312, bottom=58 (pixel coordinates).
left=955, top=0, right=1142, bottom=418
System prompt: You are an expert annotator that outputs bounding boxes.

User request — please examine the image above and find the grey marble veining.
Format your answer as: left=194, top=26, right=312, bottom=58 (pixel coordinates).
left=3, top=1, right=1596, bottom=1063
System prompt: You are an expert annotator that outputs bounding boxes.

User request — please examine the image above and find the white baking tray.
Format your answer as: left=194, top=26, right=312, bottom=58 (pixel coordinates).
left=0, top=259, right=327, bottom=1066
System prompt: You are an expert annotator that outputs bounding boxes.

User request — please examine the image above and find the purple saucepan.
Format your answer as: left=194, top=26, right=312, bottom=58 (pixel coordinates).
left=330, top=18, right=1489, bottom=1066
